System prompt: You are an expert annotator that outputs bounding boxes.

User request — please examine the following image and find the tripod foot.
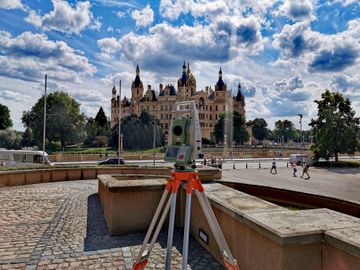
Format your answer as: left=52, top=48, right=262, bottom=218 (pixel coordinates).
left=133, top=259, right=148, bottom=270
left=224, top=258, right=240, bottom=270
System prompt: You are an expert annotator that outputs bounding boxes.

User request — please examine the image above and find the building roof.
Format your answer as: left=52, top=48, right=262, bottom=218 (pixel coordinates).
left=159, top=85, right=177, bottom=96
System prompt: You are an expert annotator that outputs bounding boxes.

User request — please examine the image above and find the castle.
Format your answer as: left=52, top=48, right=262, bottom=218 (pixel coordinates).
left=110, top=63, right=245, bottom=141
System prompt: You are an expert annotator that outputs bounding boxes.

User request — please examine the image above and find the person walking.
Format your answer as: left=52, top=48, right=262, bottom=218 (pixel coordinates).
left=270, top=158, right=277, bottom=174
left=301, top=162, right=310, bottom=179
left=291, top=160, right=297, bottom=177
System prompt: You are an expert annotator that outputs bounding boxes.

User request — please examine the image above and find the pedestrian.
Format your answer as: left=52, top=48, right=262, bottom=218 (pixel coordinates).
left=218, top=158, right=223, bottom=169
left=1, top=161, right=5, bottom=167
left=203, top=157, right=207, bottom=166
left=291, top=160, right=297, bottom=177
left=270, top=158, right=277, bottom=174
left=105, top=152, right=108, bottom=159
left=301, top=162, right=310, bottom=179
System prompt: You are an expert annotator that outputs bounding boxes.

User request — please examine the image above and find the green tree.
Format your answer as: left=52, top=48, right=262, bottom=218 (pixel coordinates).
left=0, top=104, right=13, bottom=130
left=0, top=128, right=22, bottom=149
left=111, top=111, right=165, bottom=150
left=21, top=127, right=35, bottom=147
left=214, top=111, right=249, bottom=145
left=22, top=91, right=86, bottom=150
left=248, top=118, right=268, bottom=141
left=309, top=90, right=360, bottom=162
left=273, top=120, right=298, bottom=142
left=95, top=107, right=108, bottom=128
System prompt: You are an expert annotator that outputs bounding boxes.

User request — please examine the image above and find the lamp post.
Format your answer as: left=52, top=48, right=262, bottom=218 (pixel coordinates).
left=42, top=74, right=47, bottom=164
left=297, top=114, right=303, bottom=165
left=153, top=118, right=156, bottom=166
left=118, top=80, right=122, bottom=165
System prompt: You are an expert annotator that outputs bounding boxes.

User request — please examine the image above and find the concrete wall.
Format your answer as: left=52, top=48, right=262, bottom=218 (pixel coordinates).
left=0, top=167, right=220, bottom=187
left=98, top=176, right=360, bottom=269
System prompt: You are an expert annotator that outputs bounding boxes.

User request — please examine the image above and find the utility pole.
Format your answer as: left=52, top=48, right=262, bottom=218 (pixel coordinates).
left=298, top=114, right=303, bottom=165
left=118, top=80, right=122, bottom=165
left=153, top=117, right=156, bottom=166
left=42, top=74, right=47, bottom=164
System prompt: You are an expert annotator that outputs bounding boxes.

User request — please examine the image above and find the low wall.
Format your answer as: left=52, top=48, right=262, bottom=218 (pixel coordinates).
left=190, top=183, right=360, bottom=270
left=0, top=167, right=221, bottom=187
left=98, top=175, right=360, bottom=269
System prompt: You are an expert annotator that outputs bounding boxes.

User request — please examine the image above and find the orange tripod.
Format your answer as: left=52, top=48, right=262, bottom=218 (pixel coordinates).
left=133, top=170, right=240, bottom=270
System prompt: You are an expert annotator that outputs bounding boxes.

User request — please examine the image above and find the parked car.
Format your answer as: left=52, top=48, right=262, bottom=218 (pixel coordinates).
left=98, top=158, right=125, bottom=165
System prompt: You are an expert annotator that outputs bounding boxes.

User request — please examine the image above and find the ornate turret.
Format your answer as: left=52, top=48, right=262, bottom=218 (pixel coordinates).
left=131, top=64, right=144, bottom=114
left=234, top=82, right=245, bottom=112
left=215, top=67, right=226, bottom=92
left=112, top=85, right=116, bottom=99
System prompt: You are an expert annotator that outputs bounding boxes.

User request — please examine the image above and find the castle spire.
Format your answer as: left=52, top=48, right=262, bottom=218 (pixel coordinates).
left=136, top=64, right=140, bottom=75
left=219, top=67, right=222, bottom=78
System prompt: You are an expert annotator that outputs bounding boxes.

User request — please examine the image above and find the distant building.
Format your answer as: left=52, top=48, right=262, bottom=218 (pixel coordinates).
left=110, top=62, right=245, bottom=141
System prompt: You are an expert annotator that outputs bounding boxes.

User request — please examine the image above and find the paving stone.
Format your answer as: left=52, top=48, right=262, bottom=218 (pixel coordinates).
left=0, top=180, right=224, bottom=269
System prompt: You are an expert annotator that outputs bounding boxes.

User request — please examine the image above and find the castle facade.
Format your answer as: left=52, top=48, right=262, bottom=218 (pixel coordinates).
left=110, top=63, right=245, bottom=141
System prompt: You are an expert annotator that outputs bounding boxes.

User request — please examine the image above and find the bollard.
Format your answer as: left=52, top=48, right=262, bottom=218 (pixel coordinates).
left=287, top=162, right=289, bottom=167
left=259, top=162, right=261, bottom=169
left=233, top=163, right=236, bottom=169
left=246, top=163, right=248, bottom=169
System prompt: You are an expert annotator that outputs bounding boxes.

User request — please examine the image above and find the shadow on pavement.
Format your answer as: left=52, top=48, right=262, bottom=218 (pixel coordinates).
left=84, top=193, right=224, bottom=269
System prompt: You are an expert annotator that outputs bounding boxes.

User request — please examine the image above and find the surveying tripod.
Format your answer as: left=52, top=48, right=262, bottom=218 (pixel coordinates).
left=133, top=169, right=240, bottom=270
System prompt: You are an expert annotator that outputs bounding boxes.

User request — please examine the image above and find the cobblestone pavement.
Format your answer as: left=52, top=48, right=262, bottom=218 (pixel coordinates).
left=0, top=180, right=224, bottom=270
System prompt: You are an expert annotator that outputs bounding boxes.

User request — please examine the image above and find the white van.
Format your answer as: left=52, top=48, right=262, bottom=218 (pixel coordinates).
left=0, top=149, right=53, bottom=166
left=289, top=154, right=314, bottom=166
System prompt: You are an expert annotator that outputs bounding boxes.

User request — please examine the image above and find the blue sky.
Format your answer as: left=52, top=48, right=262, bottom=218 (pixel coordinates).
left=0, top=0, right=359, bottom=131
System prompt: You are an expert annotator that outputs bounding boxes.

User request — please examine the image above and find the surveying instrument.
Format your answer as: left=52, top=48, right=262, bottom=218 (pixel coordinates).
left=133, top=101, right=239, bottom=270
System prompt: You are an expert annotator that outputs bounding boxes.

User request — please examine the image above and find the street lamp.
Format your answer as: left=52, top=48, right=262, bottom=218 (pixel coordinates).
left=42, top=74, right=47, bottom=165
left=118, top=80, right=122, bottom=165
left=297, top=114, right=303, bottom=165
left=152, top=118, right=156, bottom=166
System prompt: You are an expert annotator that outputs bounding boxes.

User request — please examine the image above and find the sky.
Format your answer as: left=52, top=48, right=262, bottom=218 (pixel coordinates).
left=0, top=0, right=359, bottom=131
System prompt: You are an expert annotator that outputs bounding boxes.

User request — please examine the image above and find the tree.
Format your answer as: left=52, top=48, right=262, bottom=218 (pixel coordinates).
left=111, top=111, right=165, bottom=150
left=95, top=107, right=108, bottom=128
left=273, top=120, right=298, bottom=142
left=248, top=118, right=268, bottom=141
left=0, top=128, right=22, bottom=149
left=309, top=90, right=360, bottom=162
left=22, top=91, right=86, bottom=150
left=21, top=127, right=35, bottom=147
left=214, top=111, right=249, bottom=145
left=0, top=104, right=13, bottom=130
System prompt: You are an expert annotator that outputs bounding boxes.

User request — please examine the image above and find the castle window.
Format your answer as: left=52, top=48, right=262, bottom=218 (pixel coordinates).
left=216, top=105, right=218, bottom=111
left=210, top=106, right=212, bottom=111
left=210, top=114, right=212, bottom=120
left=161, top=114, right=163, bottom=120
left=215, top=114, right=218, bottom=120
left=161, top=105, right=163, bottom=110
left=165, top=123, right=168, bottom=129
left=165, top=105, right=168, bottom=110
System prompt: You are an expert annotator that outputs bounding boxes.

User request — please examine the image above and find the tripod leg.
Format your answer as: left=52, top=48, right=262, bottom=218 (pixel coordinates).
left=133, top=188, right=170, bottom=269
left=194, top=190, right=238, bottom=268
left=147, top=193, right=172, bottom=254
left=181, top=191, right=192, bottom=270
left=165, top=192, right=177, bottom=270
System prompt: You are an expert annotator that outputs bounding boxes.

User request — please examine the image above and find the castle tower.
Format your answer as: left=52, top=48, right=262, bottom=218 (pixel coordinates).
left=112, top=85, right=116, bottom=99
left=215, top=67, right=226, bottom=92
left=234, top=82, right=245, bottom=114
left=177, top=61, right=196, bottom=100
left=131, top=64, right=144, bottom=114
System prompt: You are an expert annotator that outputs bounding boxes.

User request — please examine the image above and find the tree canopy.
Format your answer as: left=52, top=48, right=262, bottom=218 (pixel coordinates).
left=111, top=111, right=165, bottom=150
left=273, top=120, right=299, bottom=142
left=0, top=128, right=22, bottom=149
left=22, top=91, right=86, bottom=150
left=21, top=127, right=36, bottom=147
left=214, top=111, right=249, bottom=145
left=248, top=118, right=268, bottom=141
left=0, top=103, right=13, bottom=130
left=309, top=90, right=359, bottom=161
left=95, top=107, right=108, bottom=128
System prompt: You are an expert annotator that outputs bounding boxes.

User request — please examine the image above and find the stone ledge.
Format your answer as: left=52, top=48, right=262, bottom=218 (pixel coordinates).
left=202, top=183, right=284, bottom=222
left=243, top=208, right=360, bottom=246
left=98, top=174, right=166, bottom=192
left=325, top=227, right=360, bottom=257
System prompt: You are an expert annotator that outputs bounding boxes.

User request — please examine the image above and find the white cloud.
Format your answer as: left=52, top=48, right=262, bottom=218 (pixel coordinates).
left=25, top=0, right=93, bottom=35
left=116, top=10, right=126, bottom=18
left=0, top=0, right=23, bottom=10
left=0, top=90, right=29, bottom=102
left=279, top=0, right=315, bottom=21
left=0, top=31, right=96, bottom=83
left=131, top=4, right=154, bottom=27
